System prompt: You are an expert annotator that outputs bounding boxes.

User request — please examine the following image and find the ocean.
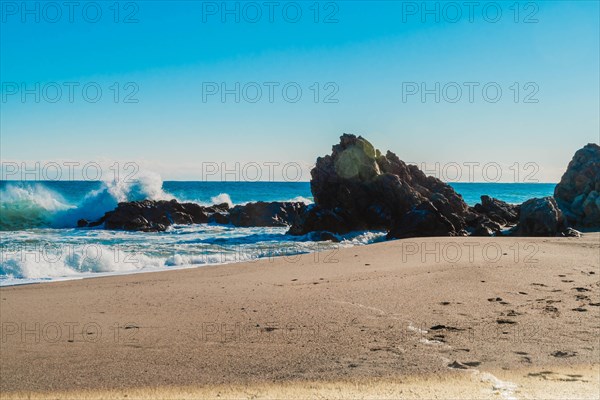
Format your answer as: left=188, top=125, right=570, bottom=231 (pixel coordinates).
left=0, top=180, right=556, bottom=286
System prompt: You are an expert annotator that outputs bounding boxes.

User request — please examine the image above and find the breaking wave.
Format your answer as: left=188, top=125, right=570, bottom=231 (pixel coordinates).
left=0, top=172, right=173, bottom=231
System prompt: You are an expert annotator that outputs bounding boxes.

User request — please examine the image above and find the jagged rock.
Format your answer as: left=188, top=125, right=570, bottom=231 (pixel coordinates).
left=472, top=195, right=520, bottom=226
left=512, top=197, right=567, bottom=236
left=290, top=134, right=469, bottom=238
left=387, top=201, right=461, bottom=239
left=467, top=214, right=504, bottom=237
left=463, top=195, right=520, bottom=236
left=554, top=143, right=600, bottom=229
left=88, top=199, right=310, bottom=232
left=208, top=212, right=230, bottom=225
left=229, top=201, right=307, bottom=227
left=100, top=200, right=227, bottom=232
left=287, top=206, right=352, bottom=235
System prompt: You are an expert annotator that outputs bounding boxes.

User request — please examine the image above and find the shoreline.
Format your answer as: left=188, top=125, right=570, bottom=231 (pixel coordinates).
left=4, top=364, right=599, bottom=399
left=0, top=229, right=387, bottom=288
left=1, top=235, right=599, bottom=397
left=3, top=228, right=597, bottom=288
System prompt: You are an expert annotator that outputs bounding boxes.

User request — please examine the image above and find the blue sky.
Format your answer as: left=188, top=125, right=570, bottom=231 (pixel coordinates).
left=1, top=1, right=599, bottom=182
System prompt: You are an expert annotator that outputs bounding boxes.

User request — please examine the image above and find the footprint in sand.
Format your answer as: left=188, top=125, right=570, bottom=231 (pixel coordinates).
left=430, top=324, right=464, bottom=332
left=528, top=371, right=555, bottom=379
left=496, top=319, right=517, bottom=325
left=551, top=351, right=577, bottom=358
left=573, top=287, right=590, bottom=292
left=431, top=334, right=446, bottom=342
left=544, top=305, right=559, bottom=313
left=448, top=360, right=481, bottom=369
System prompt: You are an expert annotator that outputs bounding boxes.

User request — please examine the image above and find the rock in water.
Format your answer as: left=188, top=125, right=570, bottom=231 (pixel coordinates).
left=86, top=200, right=306, bottom=232
left=554, top=143, right=600, bottom=229
left=290, top=133, right=470, bottom=238
left=101, top=200, right=227, bottom=232
left=513, top=197, right=567, bottom=236
left=228, top=202, right=307, bottom=227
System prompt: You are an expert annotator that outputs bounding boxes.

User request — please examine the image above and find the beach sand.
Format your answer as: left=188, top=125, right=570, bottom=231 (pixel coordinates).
left=1, top=235, right=599, bottom=399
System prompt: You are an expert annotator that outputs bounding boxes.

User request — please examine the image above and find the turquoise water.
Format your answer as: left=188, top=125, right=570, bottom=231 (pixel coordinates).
left=0, top=180, right=556, bottom=285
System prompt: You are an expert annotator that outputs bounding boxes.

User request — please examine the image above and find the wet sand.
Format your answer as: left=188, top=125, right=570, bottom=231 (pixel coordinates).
left=1, top=235, right=599, bottom=398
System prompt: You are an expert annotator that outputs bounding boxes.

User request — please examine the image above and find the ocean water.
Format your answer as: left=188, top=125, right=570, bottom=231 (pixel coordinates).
left=0, top=179, right=556, bottom=286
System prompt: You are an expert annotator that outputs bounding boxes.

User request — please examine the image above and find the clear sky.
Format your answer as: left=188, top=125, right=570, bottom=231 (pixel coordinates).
left=1, top=1, right=599, bottom=182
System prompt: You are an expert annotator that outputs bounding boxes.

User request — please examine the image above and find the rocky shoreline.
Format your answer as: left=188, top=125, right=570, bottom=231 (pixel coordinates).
left=78, top=135, right=599, bottom=239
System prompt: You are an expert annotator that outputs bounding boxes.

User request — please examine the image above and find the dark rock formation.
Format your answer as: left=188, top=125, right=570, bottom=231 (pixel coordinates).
left=466, top=213, right=504, bottom=236
left=290, top=134, right=469, bottom=238
left=465, top=195, right=521, bottom=237
left=472, top=195, right=520, bottom=226
left=287, top=206, right=352, bottom=235
left=313, top=231, right=340, bottom=242
left=80, top=199, right=307, bottom=232
left=387, top=201, right=459, bottom=239
left=554, top=143, right=600, bottom=229
left=105, top=200, right=228, bottom=232
left=80, top=137, right=597, bottom=240
left=229, top=201, right=307, bottom=227
left=78, top=200, right=230, bottom=232
left=512, top=197, right=567, bottom=236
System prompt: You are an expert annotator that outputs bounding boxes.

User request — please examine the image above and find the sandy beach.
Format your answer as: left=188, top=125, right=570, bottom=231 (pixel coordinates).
left=1, top=234, right=598, bottom=399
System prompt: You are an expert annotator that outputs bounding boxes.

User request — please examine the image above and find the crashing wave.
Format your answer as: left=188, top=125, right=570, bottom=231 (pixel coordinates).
left=0, top=172, right=174, bottom=231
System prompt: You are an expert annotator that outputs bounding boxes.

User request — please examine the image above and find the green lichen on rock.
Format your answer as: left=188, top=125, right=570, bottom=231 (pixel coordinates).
left=334, top=136, right=381, bottom=180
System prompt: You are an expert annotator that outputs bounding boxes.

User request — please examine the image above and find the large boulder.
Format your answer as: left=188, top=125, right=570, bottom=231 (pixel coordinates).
left=512, top=197, right=567, bottom=236
left=228, top=202, right=307, bottom=227
left=554, top=143, right=600, bottom=229
left=289, top=134, right=470, bottom=237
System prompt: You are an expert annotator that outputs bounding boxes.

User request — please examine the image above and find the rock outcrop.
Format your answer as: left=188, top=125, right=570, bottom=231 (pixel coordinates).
left=79, top=199, right=307, bottom=232
left=387, top=201, right=457, bottom=239
left=91, top=200, right=229, bottom=232
left=472, top=195, right=520, bottom=226
left=511, top=197, right=567, bottom=236
left=289, top=134, right=470, bottom=238
left=465, top=196, right=521, bottom=236
left=554, top=143, right=600, bottom=229
left=80, top=136, right=598, bottom=239
left=228, top=202, right=307, bottom=227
